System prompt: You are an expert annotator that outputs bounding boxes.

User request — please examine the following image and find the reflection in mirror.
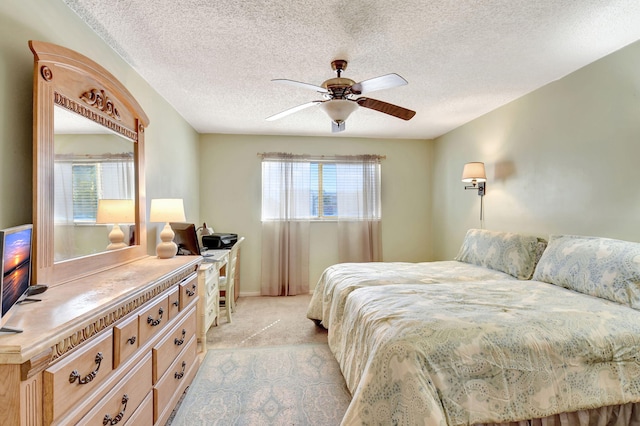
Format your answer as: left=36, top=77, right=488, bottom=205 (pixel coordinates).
left=54, top=106, right=135, bottom=261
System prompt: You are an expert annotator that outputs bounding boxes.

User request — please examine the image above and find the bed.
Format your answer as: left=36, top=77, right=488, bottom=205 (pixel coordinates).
left=307, top=229, right=546, bottom=358
left=333, top=234, right=640, bottom=425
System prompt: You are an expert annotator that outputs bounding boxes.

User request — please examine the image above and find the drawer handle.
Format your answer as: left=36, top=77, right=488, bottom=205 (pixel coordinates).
left=172, top=299, right=180, bottom=307
left=185, top=283, right=196, bottom=297
left=127, top=336, right=136, bottom=345
left=69, top=352, right=104, bottom=385
left=174, top=329, right=186, bottom=346
left=175, top=361, right=186, bottom=380
left=147, top=307, right=164, bottom=327
left=103, top=394, right=129, bottom=425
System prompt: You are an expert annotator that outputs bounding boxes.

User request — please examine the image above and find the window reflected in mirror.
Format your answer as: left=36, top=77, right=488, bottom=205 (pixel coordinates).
left=54, top=106, right=135, bottom=261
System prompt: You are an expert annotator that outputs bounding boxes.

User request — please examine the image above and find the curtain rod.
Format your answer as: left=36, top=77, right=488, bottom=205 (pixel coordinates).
left=257, top=152, right=386, bottom=161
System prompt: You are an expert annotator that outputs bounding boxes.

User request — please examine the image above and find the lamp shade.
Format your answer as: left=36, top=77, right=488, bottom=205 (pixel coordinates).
left=149, top=198, right=186, bottom=223
left=461, top=162, right=487, bottom=183
left=319, top=99, right=359, bottom=123
left=96, top=199, right=135, bottom=224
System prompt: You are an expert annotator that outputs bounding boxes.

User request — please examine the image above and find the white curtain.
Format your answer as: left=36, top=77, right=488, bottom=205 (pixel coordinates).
left=54, top=162, right=75, bottom=260
left=53, top=157, right=134, bottom=260
left=260, top=154, right=310, bottom=296
left=336, top=155, right=382, bottom=263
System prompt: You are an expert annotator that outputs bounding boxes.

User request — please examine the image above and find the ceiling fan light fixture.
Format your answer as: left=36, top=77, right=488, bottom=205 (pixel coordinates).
left=319, top=99, right=359, bottom=123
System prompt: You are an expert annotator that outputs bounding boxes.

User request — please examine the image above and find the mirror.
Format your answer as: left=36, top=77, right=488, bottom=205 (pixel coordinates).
left=30, top=41, right=149, bottom=286
left=54, top=106, right=136, bottom=261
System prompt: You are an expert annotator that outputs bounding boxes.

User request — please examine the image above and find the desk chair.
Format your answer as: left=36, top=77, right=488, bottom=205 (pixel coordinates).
left=219, top=242, right=239, bottom=323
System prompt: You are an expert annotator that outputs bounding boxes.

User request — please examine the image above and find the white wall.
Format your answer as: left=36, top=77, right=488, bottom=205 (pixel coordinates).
left=0, top=0, right=201, bottom=252
left=199, top=134, right=433, bottom=295
left=432, top=39, right=640, bottom=259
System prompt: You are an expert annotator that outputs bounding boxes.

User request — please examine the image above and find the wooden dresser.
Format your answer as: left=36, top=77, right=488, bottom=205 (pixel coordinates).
left=0, top=255, right=201, bottom=426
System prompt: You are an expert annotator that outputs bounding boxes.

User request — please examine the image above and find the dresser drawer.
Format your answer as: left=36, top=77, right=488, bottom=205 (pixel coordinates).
left=138, top=294, right=170, bottom=346
left=125, top=391, right=153, bottom=426
left=113, top=314, right=139, bottom=369
left=200, top=263, right=219, bottom=291
left=43, top=331, right=114, bottom=424
left=153, top=335, right=198, bottom=424
left=179, top=273, right=198, bottom=310
left=167, top=285, right=180, bottom=320
left=152, top=308, right=197, bottom=384
left=205, top=296, right=218, bottom=325
left=204, top=271, right=219, bottom=299
left=78, top=353, right=152, bottom=426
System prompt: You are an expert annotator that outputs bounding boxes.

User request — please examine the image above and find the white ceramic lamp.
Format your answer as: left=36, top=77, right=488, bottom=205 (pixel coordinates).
left=149, top=198, right=186, bottom=259
left=96, top=199, right=135, bottom=250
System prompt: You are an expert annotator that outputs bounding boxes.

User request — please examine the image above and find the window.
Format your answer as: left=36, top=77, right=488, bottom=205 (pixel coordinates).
left=72, top=164, right=99, bottom=222
left=310, top=163, right=337, bottom=218
left=54, top=157, right=134, bottom=223
left=261, top=155, right=381, bottom=221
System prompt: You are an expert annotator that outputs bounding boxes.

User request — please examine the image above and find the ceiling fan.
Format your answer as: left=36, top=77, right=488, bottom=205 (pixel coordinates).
left=266, top=59, right=416, bottom=133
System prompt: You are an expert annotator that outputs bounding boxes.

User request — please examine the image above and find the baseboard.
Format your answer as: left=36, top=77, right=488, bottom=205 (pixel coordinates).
left=238, top=291, right=261, bottom=297
left=238, top=291, right=313, bottom=297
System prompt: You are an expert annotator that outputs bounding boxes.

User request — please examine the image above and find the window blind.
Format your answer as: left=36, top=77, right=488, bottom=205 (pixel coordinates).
left=261, top=154, right=381, bottom=221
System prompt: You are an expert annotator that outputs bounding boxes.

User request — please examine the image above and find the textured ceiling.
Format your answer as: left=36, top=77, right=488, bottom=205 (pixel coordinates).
left=62, top=0, right=640, bottom=140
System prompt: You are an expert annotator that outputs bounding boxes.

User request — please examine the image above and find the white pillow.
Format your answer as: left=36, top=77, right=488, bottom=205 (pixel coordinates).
left=532, top=234, right=640, bottom=308
left=455, top=229, right=543, bottom=279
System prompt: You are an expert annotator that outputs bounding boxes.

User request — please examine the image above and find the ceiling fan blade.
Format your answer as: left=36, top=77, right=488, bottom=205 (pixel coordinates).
left=266, top=101, right=322, bottom=121
left=332, top=121, right=346, bottom=133
left=351, top=73, right=408, bottom=95
left=271, top=79, right=329, bottom=94
left=356, top=97, right=416, bottom=121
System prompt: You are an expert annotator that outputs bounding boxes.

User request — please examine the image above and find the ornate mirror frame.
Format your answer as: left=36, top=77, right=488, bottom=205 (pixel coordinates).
left=30, top=40, right=149, bottom=286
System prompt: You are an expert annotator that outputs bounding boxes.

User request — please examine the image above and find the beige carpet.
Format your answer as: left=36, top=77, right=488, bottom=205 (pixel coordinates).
left=206, top=294, right=328, bottom=349
left=168, top=294, right=350, bottom=425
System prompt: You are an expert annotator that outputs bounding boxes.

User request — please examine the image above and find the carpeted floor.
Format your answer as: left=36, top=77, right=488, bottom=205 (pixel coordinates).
left=167, top=294, right=351, bottom=425
left=169, top=343, right=351, bottom=425
left=205, top=294, right=328, bottom=349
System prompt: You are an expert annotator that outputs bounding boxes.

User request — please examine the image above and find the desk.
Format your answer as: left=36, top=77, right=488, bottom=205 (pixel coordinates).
left=196, top=251, right=228, bottom=353
left=202, top=249, right=229, bottom=262
left=203, top=239, right=243, bottom=304
left=195, top=238, right=244, bottom=353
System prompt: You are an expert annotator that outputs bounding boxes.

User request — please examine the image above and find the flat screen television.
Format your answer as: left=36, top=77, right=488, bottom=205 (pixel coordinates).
left=0, top=224, right=33, bottom=332
left=170, top=222, right=202, bottom=255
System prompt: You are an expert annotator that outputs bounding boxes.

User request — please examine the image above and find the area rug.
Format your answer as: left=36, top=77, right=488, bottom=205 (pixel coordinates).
left=170, top=343, right=351, bottom=425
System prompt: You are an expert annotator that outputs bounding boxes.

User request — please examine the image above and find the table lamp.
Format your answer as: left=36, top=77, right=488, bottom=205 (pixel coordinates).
left=96, top=199, right=135, bottom=250
left=149, top=198, right=186, bottom=258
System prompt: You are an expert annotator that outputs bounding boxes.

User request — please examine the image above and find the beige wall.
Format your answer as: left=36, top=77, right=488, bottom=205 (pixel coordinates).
left=0, top=0, right=201, bottom=252
left=5, top=0, right=640, bottom=297
left=199, top=134, right=433, bottom=295
left=432, top=39, right=640, bottom=260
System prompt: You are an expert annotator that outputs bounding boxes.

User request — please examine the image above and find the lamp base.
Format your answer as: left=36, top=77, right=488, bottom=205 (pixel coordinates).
left=106, top=224, right=127, bottom=250
left=156, top=222, right=178, bottom=259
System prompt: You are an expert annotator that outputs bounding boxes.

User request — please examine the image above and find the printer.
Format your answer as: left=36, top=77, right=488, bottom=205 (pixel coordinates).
left=202, top=233, right=238, bottom=250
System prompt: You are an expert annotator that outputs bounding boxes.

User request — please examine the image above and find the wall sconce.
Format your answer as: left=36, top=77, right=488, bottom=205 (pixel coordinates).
left=462, top=162, right=486, bottom=221
left=149, top=198, right=186, bottom=259
left=96, top=199, right=135, bottom=250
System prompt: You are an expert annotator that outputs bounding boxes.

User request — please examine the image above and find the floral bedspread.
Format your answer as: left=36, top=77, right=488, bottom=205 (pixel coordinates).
left=306, top=261, right=516, bottom=360
left=307, top=261, right=515, bottom=326
left=335, top=280, right=640, bottom=426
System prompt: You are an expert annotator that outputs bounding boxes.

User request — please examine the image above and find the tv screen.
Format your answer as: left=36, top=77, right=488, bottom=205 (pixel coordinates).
left=1, top=224, right=33, bottom=317
left=170, top=222, right=201, bottom=256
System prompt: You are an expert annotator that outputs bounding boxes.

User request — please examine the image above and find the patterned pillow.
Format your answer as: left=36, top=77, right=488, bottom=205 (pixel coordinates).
left=532, top=235, right=640, bottom=308
left=455, top=229, right=542, bottom=279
